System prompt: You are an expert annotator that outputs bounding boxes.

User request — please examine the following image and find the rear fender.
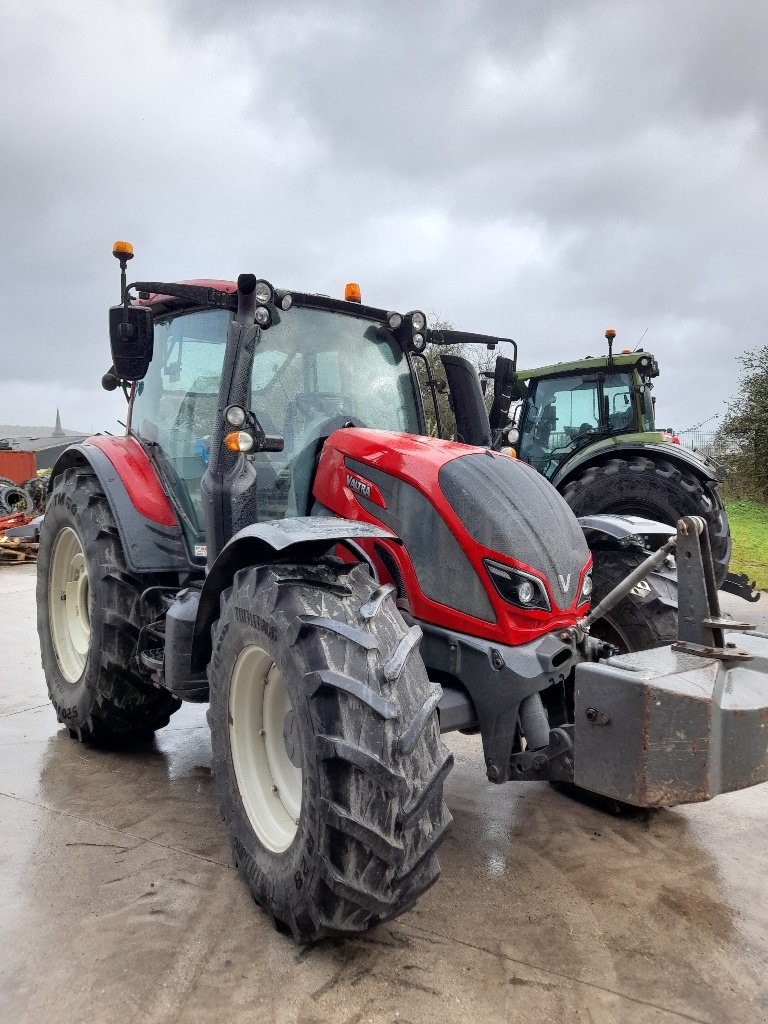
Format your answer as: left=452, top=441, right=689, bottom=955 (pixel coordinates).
left=191, top=517, right=396, bottom=670
left=48, top=440, right=191, bottom=574
left=553, top=442, right=723, bottom=488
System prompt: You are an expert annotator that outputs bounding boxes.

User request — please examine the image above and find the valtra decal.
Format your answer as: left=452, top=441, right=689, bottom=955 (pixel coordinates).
left=557, top=573, right=572, bottom=595
left=346, top=473, right=372, bottom=500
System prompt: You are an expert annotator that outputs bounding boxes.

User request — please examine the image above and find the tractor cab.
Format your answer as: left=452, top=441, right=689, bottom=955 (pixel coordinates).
left=104, top=252, right=512, bottom=567
left=129, top=293, right=424, bottom=556
left=513, top=346, right=660, bottom=478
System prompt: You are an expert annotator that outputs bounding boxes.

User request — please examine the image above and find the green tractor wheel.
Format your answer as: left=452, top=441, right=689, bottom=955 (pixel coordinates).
left=561, top=455, right=730, bottom=586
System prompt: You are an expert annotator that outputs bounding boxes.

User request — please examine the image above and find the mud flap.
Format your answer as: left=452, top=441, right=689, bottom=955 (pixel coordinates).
left=573, top=631, right=768, bottom=806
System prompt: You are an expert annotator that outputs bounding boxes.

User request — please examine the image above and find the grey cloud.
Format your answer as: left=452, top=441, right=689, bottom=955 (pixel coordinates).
left=1, top=0, right=766, bottom=436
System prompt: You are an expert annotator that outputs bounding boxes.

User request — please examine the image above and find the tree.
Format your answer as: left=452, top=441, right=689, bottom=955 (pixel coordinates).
left=414, top=316, right=463, bottom=438
left=415, top=315, right=502, bottom=439
left=718, top=345, right=768, bottom=498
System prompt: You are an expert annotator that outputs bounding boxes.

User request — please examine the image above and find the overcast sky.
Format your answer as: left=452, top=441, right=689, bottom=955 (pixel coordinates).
left=1, top=0, right=766, bottom=436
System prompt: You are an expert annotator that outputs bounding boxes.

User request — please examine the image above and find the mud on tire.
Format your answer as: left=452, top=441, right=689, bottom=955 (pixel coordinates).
left=36, top=466, right=180, bottom=742
left=561, top=456, right=730, bottom=586
left=209, top=560, right=453, bottom=943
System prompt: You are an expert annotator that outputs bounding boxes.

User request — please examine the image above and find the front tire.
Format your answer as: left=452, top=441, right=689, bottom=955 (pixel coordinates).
left=36, top=466, right=180, bottom=742
left=209, top=561, right=453, bottom=942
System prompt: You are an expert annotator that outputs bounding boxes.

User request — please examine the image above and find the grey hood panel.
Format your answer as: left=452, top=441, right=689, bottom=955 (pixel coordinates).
left=439, top=453, right=590, bottom=611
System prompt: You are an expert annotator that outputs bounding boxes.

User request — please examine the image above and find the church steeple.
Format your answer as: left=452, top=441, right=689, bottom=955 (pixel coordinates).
left=53, top=408, right=64, bottom=437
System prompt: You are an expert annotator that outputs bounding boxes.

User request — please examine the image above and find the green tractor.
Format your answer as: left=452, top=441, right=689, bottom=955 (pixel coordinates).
left=497, top=332, right=732, bottom=588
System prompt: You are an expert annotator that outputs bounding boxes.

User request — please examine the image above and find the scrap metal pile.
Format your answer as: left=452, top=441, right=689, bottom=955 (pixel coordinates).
left=0, top=510, right=42, bottom=565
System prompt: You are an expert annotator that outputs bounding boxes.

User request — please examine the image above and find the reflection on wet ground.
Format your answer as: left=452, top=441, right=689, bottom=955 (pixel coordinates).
left=1, top=564, right=767, bottom=1023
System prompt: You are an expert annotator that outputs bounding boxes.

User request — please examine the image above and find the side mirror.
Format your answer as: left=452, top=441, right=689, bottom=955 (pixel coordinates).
left=108, top=305, right=154, bottom=381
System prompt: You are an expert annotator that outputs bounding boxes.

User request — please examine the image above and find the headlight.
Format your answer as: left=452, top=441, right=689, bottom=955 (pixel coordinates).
left=255, top=306, right=271, bottom=327
left=279, top=292, right=293, bottom=310
left=580, top=570, right=593, bottom=603
left=484, top=559, right=551, bottom=612
left=387, top=311, right=403, bottom=330
left=411, top=311, right=426, bottom=332
left=225, top=405, right=247, bottom=427
left=253, top=279, right=273, bottom=304
left=412, top=332, right=426, bottom=351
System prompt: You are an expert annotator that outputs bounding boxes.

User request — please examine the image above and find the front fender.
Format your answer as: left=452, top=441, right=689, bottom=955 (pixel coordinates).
left=553, top=441, right=723, bottom=488
left=191, top=516, right=397, bottom=669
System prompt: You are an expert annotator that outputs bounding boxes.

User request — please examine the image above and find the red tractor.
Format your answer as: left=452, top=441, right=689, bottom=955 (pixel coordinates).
left=37, top=244, right=768, bottom=942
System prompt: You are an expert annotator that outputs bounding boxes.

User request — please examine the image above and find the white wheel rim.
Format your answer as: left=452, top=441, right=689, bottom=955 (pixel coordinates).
left=229, top=645, right=302, bottom=853
left=49, top=527, right=91, bottom=683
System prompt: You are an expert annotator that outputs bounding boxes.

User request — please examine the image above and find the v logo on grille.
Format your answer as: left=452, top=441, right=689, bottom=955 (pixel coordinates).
left=557, top=573, right=571, bottom=594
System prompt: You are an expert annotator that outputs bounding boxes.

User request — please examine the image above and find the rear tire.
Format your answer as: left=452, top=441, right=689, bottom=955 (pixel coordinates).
left=209, top=560, right=453, bottom=942
left=561, top=456, right=730, bottom=585
left=36, top=466, right=180, bottom=742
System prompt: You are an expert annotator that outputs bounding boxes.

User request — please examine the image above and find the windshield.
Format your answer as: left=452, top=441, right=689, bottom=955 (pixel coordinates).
left=518, top=370, right=636, bottom=477
left=131, top=305, right=421, bottom=540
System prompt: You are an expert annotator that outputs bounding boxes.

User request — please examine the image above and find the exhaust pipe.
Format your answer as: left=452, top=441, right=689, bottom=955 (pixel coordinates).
left=236, top=273, right=257, bottom=325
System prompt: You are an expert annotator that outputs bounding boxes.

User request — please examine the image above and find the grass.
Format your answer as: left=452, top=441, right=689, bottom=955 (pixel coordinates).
left=724, top=499, right=768, bottom=591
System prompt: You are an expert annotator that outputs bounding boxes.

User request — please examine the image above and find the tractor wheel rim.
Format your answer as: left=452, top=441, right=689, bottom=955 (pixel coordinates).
left=49, top=527, right=91, bottom=683
left=229, top=645, right=302, bottom=853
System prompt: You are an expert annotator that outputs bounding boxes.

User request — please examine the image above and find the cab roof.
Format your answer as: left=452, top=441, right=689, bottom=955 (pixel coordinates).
left=135, top=279, right=393, bottom=322
left=517, top=351, right=658, bottom=382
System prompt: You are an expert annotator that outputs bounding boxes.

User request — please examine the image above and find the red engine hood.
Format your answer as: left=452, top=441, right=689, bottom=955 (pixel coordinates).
left=313, top=428, right=591, bottom=646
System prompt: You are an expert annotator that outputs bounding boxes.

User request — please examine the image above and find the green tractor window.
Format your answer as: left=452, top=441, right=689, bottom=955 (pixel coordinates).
left=518, top=369, right=641, bottom=477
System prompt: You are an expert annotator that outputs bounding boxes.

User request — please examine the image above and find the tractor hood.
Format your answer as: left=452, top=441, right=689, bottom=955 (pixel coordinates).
left=313, top=429, right=592, bottom=640
left=438, top=452, right=590, bottom=611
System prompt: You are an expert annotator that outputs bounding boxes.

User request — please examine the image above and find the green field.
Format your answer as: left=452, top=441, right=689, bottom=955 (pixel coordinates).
left=724, top=500, right=768, bottom=591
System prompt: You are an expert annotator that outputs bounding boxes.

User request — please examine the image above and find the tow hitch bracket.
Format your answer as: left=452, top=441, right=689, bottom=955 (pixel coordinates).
left=673, top=515, right=754, bottom=661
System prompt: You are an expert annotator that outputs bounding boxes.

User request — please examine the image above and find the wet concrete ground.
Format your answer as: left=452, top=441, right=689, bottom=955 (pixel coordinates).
left=1, top=562, right=766, bottom=1024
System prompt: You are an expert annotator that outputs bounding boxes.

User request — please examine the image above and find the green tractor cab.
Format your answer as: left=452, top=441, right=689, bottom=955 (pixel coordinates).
left=495, top=335, right=732, bottom=587
left=513, top=349, right=663, bottom=477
